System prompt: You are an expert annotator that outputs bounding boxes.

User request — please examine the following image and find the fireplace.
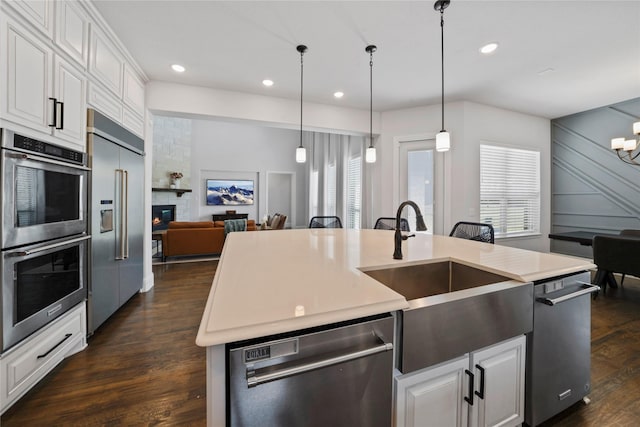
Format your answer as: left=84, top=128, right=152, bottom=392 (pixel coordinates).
left=152, top=205, right=176, bottom=231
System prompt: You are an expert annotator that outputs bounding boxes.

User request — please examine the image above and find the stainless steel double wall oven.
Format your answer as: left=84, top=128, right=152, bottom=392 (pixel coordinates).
left=0, top=129, right=89, bottom=352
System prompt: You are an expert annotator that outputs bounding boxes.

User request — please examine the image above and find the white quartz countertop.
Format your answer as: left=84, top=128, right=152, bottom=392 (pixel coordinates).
left=196, top=229, right=595, bottom=347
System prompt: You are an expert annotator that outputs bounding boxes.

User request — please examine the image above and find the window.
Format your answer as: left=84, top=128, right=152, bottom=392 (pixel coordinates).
left=480, top=144, right=540, bottom=238
left=346, top=156, right=361, bottom=229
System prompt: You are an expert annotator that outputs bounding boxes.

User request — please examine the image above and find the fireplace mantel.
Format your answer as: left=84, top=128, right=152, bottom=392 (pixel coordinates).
left=152, top=188, right=192, bottom=197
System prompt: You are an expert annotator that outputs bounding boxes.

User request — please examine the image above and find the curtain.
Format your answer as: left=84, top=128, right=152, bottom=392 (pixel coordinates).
left=302, top=131, right=371, bottom=229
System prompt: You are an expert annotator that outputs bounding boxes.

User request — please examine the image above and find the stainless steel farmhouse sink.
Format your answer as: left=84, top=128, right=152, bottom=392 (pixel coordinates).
left=362, top=261, right=533, bottom=373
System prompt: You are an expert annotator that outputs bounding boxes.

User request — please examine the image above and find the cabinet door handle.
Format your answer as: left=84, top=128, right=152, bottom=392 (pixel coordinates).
left=37, top=333, right=72, bottom=359
left=464, top=369, right=474, bottom=406
left=48, top=97, right=57, bottom=127
left=56, top=101, right=64, bottom=130
left=475, top=364, right=485, bottom=399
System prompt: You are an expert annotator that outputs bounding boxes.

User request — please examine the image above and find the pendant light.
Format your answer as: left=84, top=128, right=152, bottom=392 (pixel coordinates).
left=296, top=45, right=308, bottom=163
left=434, top=0, right=450, bottom=152
left=365, top=44, right=377, bottom=163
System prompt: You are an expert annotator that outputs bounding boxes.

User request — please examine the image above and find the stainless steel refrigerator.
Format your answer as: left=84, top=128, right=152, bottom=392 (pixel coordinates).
left=86, top=109, right=144, bottom=334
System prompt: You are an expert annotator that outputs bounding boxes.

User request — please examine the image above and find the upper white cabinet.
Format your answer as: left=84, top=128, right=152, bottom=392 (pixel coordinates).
left=123, top=64, right=144, bottom=116
left=88, top=24, right=145, bottom=137
left=1, top=14, right=86, bottom=147
left=2, top=0, right=54, bottom=39
left=88, top=25, right=123, bottom=96
left=53, top=55, right=86, bottom=144
left=396, top=335, right=526, bottom=427
left=55, top=0, right=89, bottom=66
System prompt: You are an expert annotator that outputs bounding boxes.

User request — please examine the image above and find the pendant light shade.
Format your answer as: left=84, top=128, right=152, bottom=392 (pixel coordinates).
left=296, top=45, right=308, bottom=163
left=296, top=145, right=306, bottom=163
left=434, top=0, right=451, bottom=153
left=436, top=131, right=450, bottom=152
left=365, top=44, right=377, bottom=163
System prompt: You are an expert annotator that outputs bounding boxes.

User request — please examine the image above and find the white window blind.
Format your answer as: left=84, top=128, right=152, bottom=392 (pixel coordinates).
left=346, top=156, right=361, bottom=229
left=480, top=144, right=540, bottom=238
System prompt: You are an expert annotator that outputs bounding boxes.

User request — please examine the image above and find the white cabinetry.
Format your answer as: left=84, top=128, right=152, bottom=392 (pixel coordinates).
left=55, top=0, right=89, bottom=66
left=88, top=25, right=123, bottom=96
left=0, top=302, right=87, bottom=415
left=1, top=0, right=54, bottom=39
left=396, top=335, right=526, bottom=427
left=88, top=26, right=145, bottom=137
left=1, top=14, right=86, bottom=149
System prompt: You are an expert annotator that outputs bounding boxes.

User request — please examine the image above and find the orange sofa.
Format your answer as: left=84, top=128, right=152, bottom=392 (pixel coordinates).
left=162, top=220, right=256, bottom=261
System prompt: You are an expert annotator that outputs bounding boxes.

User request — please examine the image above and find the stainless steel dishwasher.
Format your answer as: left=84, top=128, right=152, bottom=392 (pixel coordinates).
left=227, top=314, right=394, bottom=427
left=525, top=271, right=600, bottom=426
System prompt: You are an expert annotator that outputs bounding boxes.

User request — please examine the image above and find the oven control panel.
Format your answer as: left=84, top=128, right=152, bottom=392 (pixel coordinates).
left=11, top=132, right=84, bottom=165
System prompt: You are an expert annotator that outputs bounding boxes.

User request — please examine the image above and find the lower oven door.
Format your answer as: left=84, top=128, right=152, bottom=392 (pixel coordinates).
left=227, top=315, right=394, bottom=427
left=1, top=235, right=90, bottom=352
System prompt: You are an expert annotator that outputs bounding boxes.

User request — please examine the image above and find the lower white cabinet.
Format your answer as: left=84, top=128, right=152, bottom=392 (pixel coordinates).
left=0, top=302, right=87, bottom=414
left=396, top=335, right=526, bottom=427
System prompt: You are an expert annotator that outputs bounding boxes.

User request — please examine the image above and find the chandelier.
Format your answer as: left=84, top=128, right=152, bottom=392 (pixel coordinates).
left=611, top=121, right=640, bottom=165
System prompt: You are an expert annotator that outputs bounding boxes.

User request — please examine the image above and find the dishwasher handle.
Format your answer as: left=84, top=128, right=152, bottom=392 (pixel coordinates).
left=536, top=282, right=600, bottom=306
left=246, top=341, right=393, bottom=388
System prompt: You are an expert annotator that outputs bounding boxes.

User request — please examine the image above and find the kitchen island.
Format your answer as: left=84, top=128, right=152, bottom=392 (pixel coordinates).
left=196, top=229, right=595, bottom=426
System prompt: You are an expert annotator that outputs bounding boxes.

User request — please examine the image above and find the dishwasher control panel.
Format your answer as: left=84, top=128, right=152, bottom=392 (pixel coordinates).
left=243, top=338, right=299, bottom=364
left=544, top=280, right=564, bottom=294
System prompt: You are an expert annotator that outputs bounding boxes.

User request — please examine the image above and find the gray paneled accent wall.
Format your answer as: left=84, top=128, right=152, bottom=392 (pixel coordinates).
left=551, top=97, right=640, bottom=257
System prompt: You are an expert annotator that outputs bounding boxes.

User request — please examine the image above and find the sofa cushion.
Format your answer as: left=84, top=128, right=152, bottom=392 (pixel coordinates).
left=168, top=221, right=215, bottom=229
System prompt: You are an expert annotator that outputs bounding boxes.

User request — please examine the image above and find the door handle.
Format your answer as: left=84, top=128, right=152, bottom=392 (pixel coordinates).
left=464, top=369, right=474, bottom=405
left=246, top=342, right=393, bottom=388
left=8, top=235, right=91, bottom=257
left=116, top=169, right=126, bottom=260
left=123, top=170, right=129, bottom=259
left=474, top=364, right=485, bottom=399
left=56, top=101, right=64, bottom=130
left=536, top=283, right=600, bottom=306
left=48, top=97, right=57, bottom=127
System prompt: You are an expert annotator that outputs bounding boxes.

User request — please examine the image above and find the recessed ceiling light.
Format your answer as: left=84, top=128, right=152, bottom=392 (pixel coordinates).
left=171, top=64, right=185, bottom=73
left=262, top=79, right=274, bottom=87
left=479, top=43, right=498, bottom=55
left=334, top=91, right=344, bottom=98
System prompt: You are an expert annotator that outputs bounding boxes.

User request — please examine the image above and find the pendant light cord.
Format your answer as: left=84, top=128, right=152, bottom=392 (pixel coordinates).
left=440, top=5, right=445, bottom=132
left=300, top=49, right=304, bottom=148
left=370, top=49, right=373, bottom=148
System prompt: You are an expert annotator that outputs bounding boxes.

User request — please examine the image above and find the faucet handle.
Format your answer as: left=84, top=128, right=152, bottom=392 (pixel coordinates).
left=402, top=233, right=416, bottom=241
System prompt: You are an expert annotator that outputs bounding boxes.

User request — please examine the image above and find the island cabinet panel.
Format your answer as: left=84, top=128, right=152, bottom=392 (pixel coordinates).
left=396, top=356, right=469, bottom=427
left=395, top=335, right=525, bottom=427
left=469, top=335, right=526, bottom=427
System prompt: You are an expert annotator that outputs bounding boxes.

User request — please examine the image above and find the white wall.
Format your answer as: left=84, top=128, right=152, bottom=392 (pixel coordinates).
left=147, top=81, right=551, bottom=251
left=189, top=119, right=306, bottom=227
left=380, top=101, right=551, bottom=252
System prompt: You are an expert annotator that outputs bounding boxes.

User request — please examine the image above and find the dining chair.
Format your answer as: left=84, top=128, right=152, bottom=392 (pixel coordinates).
left=309, top=216, right=343, bottom=228
left=374, top=217, right=410, bottom=231
left=449, top=221, right=495, bottom=244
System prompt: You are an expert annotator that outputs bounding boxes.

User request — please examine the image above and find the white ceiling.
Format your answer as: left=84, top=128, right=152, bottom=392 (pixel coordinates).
left=93, top=0, right=640, bottom=119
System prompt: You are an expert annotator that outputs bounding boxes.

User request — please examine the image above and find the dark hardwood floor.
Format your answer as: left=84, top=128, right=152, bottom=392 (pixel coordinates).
left=2, top=262, right=640, bottom=426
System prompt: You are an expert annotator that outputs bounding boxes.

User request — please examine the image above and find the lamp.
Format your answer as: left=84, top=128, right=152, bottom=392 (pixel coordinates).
left=434, top=0, right=451, bottom=152
left=296, top=45, right=308, bottom=163
left=365, top=44, right=377, bottom=163
left=611, top=121, right=640, bottom=165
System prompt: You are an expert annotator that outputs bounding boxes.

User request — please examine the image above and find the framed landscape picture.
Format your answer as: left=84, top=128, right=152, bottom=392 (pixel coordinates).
left=206, top=179, right=254, bottom=205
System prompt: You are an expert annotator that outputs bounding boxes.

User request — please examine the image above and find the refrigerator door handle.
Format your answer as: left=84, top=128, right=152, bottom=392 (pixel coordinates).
left=123, top=169, right=129, bottom=259
left=115, top=169, right=126, bottom=260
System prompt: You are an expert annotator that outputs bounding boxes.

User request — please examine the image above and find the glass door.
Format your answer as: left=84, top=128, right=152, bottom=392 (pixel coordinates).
left=399, top=139, right=443, bottom=235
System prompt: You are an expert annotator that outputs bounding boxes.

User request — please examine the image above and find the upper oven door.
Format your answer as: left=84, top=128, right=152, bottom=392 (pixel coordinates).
left=2, top=148, right=88, bottom=249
